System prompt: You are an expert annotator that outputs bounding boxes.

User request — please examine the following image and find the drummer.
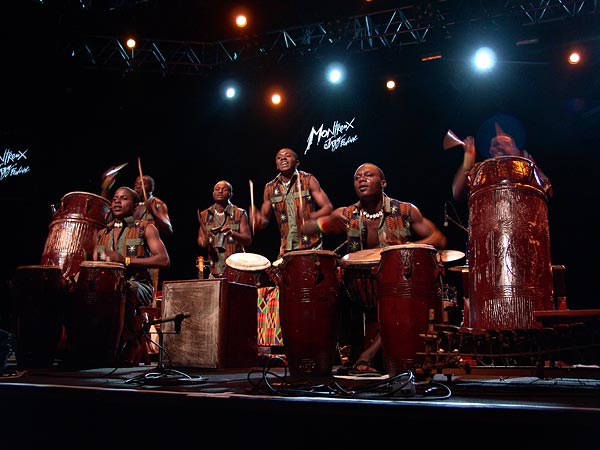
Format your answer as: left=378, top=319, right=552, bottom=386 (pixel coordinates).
left=249, top=147, right=334, bottom=259
left=93, top=186, right=170, bottom=365
left=197, top=180, right=252, bottom=278
left=452, top=125, right=552, bottom=200
left=301, top=162, right=447, bottom=375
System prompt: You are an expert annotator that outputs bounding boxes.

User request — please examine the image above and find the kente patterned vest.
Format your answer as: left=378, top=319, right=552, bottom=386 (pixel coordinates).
left=265, top=170, right=321, bottom=257
left=342, top=194, right=412, bottom=254
left=95, top=216, right=152, bottom=285
left=198, top=203, right=247, bottom=277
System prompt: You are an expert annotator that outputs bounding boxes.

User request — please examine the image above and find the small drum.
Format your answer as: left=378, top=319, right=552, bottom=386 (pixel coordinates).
left=340, top=248, right=383, bottom=310
left=273, top=249, right=340, bottom=377
left=41, top=192, right=111, bottom=279
left=65, top=261, right=126, bottom=367
left=224, top=253, right=273, bottom=288
left=11, top=265, right=66, bottom=368
left=376, top=244, right=443, bottom=375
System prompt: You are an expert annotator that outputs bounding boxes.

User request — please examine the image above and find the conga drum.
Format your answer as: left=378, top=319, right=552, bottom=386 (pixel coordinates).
left=467, top=156, right=554, bottom=329
left=376, top=244, right=443, bottom=375
left=65, top=261, right=126, bottom=367
left=224, top=253, right=273, bottom=288
left=41, top=192, right=111, bottom=279
left=339, top=248, right=382, bottom=363
left=11, top=265, right=66, bottom=368
left=273, top=249, right=340, bottom=377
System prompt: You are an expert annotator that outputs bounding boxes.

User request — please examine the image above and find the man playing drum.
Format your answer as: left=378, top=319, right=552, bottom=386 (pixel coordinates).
left=93, top=186, right=170, bottom=365
left=302, top=163, right=447, bottom=375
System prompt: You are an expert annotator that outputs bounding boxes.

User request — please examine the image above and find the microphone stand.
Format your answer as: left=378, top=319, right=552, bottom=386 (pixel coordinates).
left=125, top=314, right=207, bottom=385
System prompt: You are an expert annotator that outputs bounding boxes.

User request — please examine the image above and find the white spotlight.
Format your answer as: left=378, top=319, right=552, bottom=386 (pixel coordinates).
left=326, top=63, right=345, bottom=84
left=472, top=47, right=496, bottom=72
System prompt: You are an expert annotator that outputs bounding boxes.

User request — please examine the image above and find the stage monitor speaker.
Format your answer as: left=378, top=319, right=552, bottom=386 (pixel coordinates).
left=161, top=279, right=258, bottom=368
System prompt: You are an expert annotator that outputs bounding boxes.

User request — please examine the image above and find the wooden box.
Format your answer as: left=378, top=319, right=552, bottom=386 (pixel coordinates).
left=161, top=279, right=258, bottom=368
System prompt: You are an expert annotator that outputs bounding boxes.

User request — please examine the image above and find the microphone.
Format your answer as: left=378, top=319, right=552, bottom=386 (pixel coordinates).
left=443, top=202, right=448, bottom=227
left=148, top=312, right=191, bottom=326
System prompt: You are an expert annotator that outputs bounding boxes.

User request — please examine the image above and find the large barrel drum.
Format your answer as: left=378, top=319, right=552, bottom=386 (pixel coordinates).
left=270, top=250, right=340, bottom=378
left=467, top=156, right=554, bottom=329
left=41, top=192, right=111, bottom=279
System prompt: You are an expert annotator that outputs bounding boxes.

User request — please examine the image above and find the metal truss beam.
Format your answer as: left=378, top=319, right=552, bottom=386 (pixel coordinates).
left=64, top=1, right=599, bottom=76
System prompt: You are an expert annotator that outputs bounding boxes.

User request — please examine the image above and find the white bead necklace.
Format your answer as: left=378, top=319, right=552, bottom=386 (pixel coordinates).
left=361, top=209, right=383, bottom=220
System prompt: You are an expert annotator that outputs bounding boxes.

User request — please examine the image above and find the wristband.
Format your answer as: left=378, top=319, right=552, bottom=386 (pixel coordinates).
left=125, top=256, right=131, bottom=267
left=316, top=217, right=326, bottom=233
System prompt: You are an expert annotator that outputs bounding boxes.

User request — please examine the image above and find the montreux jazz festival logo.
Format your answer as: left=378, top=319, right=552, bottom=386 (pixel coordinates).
left=0, top=147, right=30, bottom=182
left=304, top=117, right=358, bottom=154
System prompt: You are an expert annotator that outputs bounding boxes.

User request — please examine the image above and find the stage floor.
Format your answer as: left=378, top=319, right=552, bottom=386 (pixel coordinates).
left=1, top=355, right=600, bottom=449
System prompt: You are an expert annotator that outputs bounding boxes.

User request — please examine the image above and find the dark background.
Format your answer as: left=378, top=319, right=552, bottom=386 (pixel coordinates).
left=1, top=1, right=599, bottom=326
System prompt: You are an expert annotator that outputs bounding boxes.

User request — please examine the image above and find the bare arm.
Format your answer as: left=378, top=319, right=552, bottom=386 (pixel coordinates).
left=223, top=210, right=252, bottom=247
left=250, top=185, right=274, bottom=231
left=149, top=197, right=173, bottom=237
left=307, top=175, right=333, bottom=220
left=408, top=205, right=447, bottom=250
left=452, top=136, right=476, bottom=201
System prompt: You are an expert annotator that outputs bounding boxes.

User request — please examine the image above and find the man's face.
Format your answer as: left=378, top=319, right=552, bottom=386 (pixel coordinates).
left=275, top=149, right=297, bottom=172
left=489, top=136, right=519, bottom=157
left=354, top=164, right=383, bottom=198
left=111, top=188, right=136, bottom=218
left=213, top=182, right=232, bottom=202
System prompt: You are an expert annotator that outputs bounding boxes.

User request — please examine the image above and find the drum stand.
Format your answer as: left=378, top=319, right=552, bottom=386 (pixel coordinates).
left=125, top=313, right=207, bottom=385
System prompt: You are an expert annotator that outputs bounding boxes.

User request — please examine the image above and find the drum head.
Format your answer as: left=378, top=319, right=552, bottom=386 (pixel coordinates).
left=341, top=248, right=382, bottom=265
left=226, top=253, right=271, bottom=271
left=80, top=261, right=125, bottom=269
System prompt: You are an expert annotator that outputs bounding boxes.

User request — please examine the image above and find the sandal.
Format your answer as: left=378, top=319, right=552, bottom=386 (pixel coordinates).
left=349, top=360, right=381, bottom=376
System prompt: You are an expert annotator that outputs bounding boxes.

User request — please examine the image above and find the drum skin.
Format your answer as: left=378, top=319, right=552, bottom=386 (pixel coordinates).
left=41, top=192, right=111, bottom=279
left=275, top=250, right=340, bottom=377
left=65, top=261, right=126, bottom=366
left=376, top=244, right=442, bottom=376
left=223, top=253, right=274, bottom=288
left=467, top=156, right=554, bottom=329
left=12, top=265, right=66, bottom=368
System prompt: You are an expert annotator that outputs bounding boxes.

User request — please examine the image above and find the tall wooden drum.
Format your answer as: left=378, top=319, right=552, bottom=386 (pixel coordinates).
left=41, top=192, right=111, bottom=279
left=272, top=250, right=340, bottom=377
left=467, top=156, right=554, bottom=329
left=376, top=244, right=442, bottom=376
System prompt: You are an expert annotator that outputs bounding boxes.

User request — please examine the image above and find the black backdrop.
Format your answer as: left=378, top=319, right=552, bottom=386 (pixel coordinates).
left=1, top=8, right=599, bottom=328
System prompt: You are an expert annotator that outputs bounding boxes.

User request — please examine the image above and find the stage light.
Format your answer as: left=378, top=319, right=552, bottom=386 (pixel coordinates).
left=568, top=51, right=581, bottom=65
left=386, top=80, right=396, bottom=91
left=235, top=15, right=247, bottom=28
left=225, top=87, right=236, bottom=99
left=326, top=63, right=345, bottom=84
left=126, top=38, right=136, bottom=49
left=270, top=93, right=282, bottom=106
left=472, top=46, right=496, bottom=72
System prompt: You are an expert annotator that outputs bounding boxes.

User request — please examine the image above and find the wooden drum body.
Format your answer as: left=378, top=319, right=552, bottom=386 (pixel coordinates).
left=223, top=253, right=273, bottom=288
left=273, top=250, right=340, bottom=377
left=65, top=261, right=126, bottom=366
left=376, top=244, right=442, bottom=375
left=12, top=265, right=66, bottom=368
left=467, top=156, right=554, bottom=329
left=41, top=192, right=111, bottom=279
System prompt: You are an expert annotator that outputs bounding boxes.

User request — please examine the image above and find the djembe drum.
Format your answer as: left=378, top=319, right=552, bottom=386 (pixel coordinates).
left=376, top=244, right=443, bottom=376
left=65, top=261, right=126, bottom=367
left=224, top=253, right=273, bottom=288
left=467, top=156, right=554, bottom=329
left=270, top=249, right=340, bottom=377
left=41, top=192, right=111, bottom=279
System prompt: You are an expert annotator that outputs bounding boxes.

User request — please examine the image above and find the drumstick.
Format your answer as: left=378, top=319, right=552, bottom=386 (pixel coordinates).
left=249, top=179, right=255, bottom=235
left=137, top=157, right=148, bottom=203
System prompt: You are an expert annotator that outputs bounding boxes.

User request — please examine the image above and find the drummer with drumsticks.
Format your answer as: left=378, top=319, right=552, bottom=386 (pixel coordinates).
left=249, top=147, right=334, bottom=259
left=301, top=163, right=447, bottom=375
left=197, top=180, right=253, bottom=278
